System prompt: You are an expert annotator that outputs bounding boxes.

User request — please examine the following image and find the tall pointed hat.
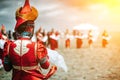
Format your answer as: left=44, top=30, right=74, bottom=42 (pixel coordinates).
left=15, top=0, right=38, bottom=31
left=1, top=24, right=6, bottom=31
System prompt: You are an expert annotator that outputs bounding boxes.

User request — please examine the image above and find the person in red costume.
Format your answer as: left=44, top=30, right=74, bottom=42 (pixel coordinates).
left=3, top=0, right=57, bottom=80
left=102, top=30, right=111, bottom=48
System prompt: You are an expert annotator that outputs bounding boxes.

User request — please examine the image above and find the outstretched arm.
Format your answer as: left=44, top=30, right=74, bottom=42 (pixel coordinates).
left=37, top=41, right=50, bottom=69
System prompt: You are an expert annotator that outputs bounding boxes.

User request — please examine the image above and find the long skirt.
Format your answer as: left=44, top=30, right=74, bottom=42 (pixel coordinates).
left=102, top=39, right=108, bottom=48
left=65, top=39, right=70, bottom=48
left=76, top=38, right=82, bottom=48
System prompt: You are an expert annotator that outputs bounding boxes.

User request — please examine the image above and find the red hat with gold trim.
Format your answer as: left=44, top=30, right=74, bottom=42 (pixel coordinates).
left=15, top=0, right=38, bottom=31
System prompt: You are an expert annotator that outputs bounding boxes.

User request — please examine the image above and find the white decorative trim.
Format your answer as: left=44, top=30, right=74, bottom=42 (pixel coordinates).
left=14, top=40, right=31, bottom=56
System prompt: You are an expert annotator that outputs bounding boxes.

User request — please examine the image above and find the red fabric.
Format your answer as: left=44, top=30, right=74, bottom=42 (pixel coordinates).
left=0, top=32, right=2, bottom=39
left=102, top=32, right=109, bottom=48
left=37, top=40, right=50, bottom=69
left=50, top=38, right=57, bottom=50
left=76, top=38, right=82, bottom=48
left=20, top=0, right=31, bottom=14
left=40, top=61, right=49, bottom=69
left=65, top=39, right=70, bottom=48
left=3, top=38, right=50, bottom=80
left=15, top=17, right=26, bottom=31
left=88, top=39, right=92, bottom=45
left=102, top=39, right=108, bottom=48
left=45, top=66, right=57, bottom=79
left=2, top=40, right=11, bottom=61
left=50, top=38, right=55, bottom=50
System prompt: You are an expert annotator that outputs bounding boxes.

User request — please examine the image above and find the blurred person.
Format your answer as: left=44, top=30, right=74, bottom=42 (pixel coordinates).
left=42, top=29, right=48, bottom=46
left=55, top=31, right=60, bottom=49
left=36, top=27, right=43, bottom=41
left=49, top=28, right=59, bottom=50
left=8, top=30, right=12, bottom=40
left=3, top=0, right=56, bottom=80
left=88, top=30, right=94, bottom=48
left=46, top=31, right=51, bottom=47
left=75, top=31, right=83, bottom=48
left=0, top=32, right=3, bottom=59
left=0, top=25, right=10, bottom=62
left=1, top=24, right=8, bottom=40
left=36, top=27, right=48, bottom=46
left=0, top=32, right=5, bottom=63
left=65, top=29, right=71, bottom=48
left=102, top=30, right=111, bottom=48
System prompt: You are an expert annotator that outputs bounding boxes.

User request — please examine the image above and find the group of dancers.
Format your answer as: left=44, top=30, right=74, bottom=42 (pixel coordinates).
left=64, top=29, right=111, bottom=49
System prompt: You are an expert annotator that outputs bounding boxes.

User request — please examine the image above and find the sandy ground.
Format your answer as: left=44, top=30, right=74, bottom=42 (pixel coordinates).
left=0, top=36, right=120, bottom=80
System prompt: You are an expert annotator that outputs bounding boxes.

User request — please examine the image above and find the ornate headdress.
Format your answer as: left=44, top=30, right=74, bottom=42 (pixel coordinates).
left=15, top=0, right=38, bottom=32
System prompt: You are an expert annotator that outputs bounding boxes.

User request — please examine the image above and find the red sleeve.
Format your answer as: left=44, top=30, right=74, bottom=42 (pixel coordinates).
left=37, top=41, right=50, bottom=69
left=3, top=41, right=13, bottom=71
left=3, top=40, right=12, bottom=59
left=2, top=41, right=9, bottom=61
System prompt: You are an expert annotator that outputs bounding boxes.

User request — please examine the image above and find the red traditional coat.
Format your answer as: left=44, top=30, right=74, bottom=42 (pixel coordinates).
left=50, top=38, right=57, bottom=50
left=49, top=34, right=58, bottom=50
left=3, top=37, right=56, bottom=80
